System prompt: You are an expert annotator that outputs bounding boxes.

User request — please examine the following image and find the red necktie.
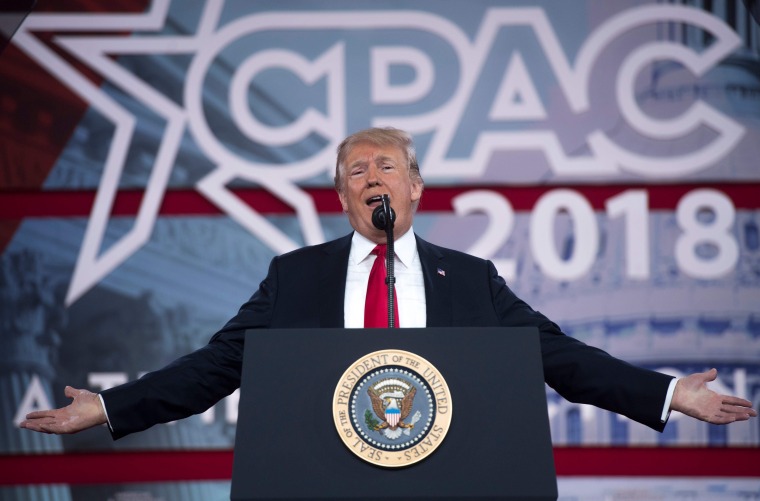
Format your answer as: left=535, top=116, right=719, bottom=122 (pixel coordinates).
left=364, top=244, right=399, bottom=328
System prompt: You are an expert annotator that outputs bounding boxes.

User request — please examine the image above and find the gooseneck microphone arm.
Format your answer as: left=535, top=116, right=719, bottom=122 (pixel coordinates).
left=371, top=194, right=396, bottom=328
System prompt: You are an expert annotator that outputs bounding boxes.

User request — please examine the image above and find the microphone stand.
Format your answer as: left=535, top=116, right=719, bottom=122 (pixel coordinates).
left=382, top=196, right=395, bottom=329
left=372, top=194, right=396, bottom=328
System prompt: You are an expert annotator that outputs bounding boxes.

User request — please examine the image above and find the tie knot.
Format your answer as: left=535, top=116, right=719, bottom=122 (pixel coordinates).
left=372, top=244, right=387, bottom=259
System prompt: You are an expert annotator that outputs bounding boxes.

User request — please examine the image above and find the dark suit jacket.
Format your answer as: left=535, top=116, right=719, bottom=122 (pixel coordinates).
left=103, top=233, right=672, bottom=439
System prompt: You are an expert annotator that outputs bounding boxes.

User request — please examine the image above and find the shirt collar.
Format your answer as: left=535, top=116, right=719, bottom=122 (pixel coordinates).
left=351, top=228, right=417, bottom=268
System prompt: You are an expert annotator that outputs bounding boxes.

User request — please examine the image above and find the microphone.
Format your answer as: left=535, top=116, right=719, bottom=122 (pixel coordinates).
left=370, top=194, right=396, bottom=328
left=371, top=195, right=396, bottom=230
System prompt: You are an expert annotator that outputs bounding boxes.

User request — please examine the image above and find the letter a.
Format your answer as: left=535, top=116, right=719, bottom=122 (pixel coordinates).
left=13, top=375, right=54, bottom=426
left=489, top=52, right=546, bottom=121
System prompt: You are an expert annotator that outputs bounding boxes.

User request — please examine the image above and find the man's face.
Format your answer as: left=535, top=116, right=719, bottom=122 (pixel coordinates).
left=338, top=142, right=423, bottom=243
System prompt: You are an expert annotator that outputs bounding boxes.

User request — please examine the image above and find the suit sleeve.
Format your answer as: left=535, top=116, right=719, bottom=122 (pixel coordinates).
left=486, top=261, right=673, bottom=431
left=101, top=256, right=281, bottom=439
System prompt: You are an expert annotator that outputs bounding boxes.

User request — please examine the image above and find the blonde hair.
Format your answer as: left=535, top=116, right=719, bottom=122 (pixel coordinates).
left=333, top=127, right=422, bottom=193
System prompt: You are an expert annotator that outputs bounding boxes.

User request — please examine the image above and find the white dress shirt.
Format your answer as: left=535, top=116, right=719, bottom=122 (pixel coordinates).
left=344, top=228, right=426, bottom=328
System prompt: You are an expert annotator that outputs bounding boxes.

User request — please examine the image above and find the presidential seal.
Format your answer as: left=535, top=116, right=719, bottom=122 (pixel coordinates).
left=332, top=349, right=452, bottom=467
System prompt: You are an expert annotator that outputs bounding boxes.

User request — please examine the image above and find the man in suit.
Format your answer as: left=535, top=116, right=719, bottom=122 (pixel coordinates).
left=20, top=127, right=756, bottom=438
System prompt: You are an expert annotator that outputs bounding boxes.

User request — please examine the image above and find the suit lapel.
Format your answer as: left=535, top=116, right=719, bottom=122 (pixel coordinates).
left=318, top=233, right=352, bottom=327
left=416, top=235, right=452, bottom=327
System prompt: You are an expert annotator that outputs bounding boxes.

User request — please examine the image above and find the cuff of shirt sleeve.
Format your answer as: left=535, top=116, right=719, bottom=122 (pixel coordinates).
left=98, top=393, right=114, bottom=432
left=661, top=377, right=679, bottom=423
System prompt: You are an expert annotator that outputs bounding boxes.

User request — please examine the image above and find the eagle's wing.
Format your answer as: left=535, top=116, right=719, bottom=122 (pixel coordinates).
left=368, top=390, right=386, bottom=420
left=400, top=387, right=417, bottom=420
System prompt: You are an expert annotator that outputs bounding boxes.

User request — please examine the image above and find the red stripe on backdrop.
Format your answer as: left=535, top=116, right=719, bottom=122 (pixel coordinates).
left=553, top=447, right=760, bottom=477
left=0, top=447, right=758, bottom=486
left=0, top=450, right=233, bottom=486
left=1, top=183, right=759, bottom=218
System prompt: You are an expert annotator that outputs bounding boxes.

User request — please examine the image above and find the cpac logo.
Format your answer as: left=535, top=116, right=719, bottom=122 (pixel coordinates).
left=12, top=1, right=744, bottom=304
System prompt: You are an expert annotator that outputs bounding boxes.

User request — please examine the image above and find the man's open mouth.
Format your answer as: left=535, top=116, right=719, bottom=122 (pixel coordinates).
left=366, top=195, right=384, bottom=207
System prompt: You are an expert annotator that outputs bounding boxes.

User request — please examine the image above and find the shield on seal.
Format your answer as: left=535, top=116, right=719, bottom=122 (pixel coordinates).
left=385, top=404, right=401, bottom=427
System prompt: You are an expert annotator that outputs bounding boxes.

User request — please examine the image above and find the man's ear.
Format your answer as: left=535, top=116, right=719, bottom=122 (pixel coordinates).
left=338, top=190, right=349, bottom=212
left=411, top=179, right=423, bottom=204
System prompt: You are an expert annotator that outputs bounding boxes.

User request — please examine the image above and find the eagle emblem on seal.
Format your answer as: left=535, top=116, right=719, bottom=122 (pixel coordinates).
left=366, top=378, right=422, bottom=439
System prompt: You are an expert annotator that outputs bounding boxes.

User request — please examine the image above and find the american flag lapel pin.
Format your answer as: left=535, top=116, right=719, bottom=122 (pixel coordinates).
left=437, top=268, right=446, bottom=277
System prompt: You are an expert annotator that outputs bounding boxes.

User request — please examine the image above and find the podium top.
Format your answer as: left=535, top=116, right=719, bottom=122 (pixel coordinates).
left=232, top=327, right=557, bottom=501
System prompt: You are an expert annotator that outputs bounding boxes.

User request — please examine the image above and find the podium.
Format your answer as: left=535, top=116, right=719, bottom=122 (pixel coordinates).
left=232, top=327, right=557, bottom=500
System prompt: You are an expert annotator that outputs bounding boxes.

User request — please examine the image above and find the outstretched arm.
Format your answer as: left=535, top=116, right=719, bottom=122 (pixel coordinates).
left=671, top=369, right=757, bottom=424
left=19, top=386, right=107, bottom=434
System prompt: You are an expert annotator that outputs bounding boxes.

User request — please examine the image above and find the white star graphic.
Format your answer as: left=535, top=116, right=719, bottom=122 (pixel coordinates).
left=13, top=0, right=328, bottom=305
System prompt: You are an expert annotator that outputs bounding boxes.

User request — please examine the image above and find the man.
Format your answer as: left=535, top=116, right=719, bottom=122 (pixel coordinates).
left=20, top=127, right=756, bottom=438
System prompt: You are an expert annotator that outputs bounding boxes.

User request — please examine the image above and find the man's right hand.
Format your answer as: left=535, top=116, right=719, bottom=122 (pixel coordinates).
left=19, top=386, right=107, bottom=434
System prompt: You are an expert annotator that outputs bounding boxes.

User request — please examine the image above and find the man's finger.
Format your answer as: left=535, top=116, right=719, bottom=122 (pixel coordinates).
left=20, top=420, right=51, bottom=433
left=721, top=396, right=754, bottom=408
left=38, top=424, right=58, bottom=434
left=720, top=405, right=756, bottom=417
left=64, top=386, right=81, bottom=399
left=704, top=368, right=718, bottom=381
left=714, top=412, right=751, bottom=424
left=24, top=410, right=58, bottom=420
left=719, top=397, right=758, bottom=416
left=689, top=368, right=718, bottom=386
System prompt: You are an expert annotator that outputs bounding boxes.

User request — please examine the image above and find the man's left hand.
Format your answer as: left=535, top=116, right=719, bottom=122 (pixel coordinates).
left=671, top=368, right=757, bottom=424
